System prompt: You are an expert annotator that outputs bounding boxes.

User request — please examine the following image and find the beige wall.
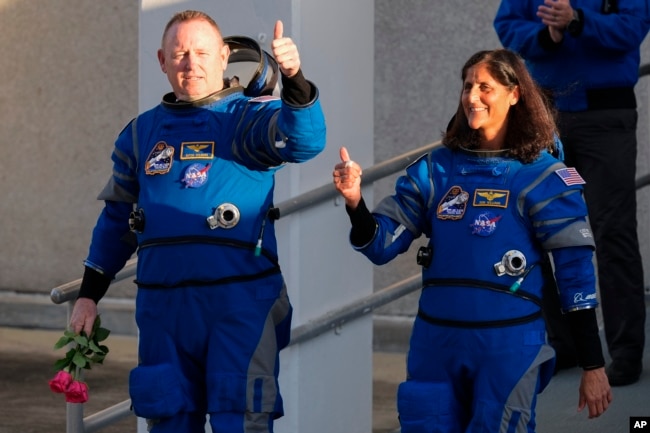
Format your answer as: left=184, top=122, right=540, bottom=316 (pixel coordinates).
left=0, top=1, right=138, bottom=292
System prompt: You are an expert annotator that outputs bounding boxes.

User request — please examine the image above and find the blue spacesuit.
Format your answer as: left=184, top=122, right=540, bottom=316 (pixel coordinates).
left=83, top=84, right=325, bottom=432
left=356, top=146, right=597, bottom=432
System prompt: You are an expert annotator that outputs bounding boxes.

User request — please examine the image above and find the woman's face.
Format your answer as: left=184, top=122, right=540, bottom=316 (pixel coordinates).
left=461, top=63, right=519, bottom=147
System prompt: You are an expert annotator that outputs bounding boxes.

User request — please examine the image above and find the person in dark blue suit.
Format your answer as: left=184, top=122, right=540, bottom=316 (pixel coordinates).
left=495, top=0, right=649, bottom=386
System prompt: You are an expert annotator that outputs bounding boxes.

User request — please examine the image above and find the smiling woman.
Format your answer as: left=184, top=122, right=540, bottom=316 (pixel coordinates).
left=332, top=48, right=612, bottom=431
left=445, top=49, right=557, bottom=162
left=461, top=63, right=518, bottom=149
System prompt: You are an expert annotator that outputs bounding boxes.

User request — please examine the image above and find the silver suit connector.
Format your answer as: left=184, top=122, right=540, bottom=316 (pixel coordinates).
left=494, top=250, right=527, bottom=277
left=206, top=203, right=240, bottom=229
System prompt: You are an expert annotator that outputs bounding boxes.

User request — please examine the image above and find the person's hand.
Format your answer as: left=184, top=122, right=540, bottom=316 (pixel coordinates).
left=333, top=146, right=363, bottom=209
left=271, top=20, right=300, bottom=78
left=69, top=297, right=98, bottom=337
left=537, top=0, right=573, bottom=43
left=577, top=367, right=613, bottom=418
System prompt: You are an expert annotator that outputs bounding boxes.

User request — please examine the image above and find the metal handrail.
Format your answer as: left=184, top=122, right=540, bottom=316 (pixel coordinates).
left=52, top=133, right=650, bottom=305
left=50, top=140, right=442, bottom=305
left=640, top=63, right=650, bottom=78
left=637, top=172, right=650, bottom=190
left=289, top=274, right=421, bottom=345
left=84, top=400, right=133, bottom=433
left=51, top=150, right=650, bottom=304
left=50, top=259, right=138, bottom=304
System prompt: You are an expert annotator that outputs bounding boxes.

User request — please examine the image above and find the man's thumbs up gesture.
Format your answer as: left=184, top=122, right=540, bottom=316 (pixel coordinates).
left=271, top=20, right=300, bottom=78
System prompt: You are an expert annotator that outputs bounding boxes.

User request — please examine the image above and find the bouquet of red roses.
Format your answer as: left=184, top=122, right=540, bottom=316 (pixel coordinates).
left=48, top=315, right=110, bottom=403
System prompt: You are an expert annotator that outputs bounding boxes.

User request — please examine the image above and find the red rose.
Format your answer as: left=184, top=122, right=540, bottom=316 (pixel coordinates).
left=49, top=370, right=74, bottom=394
left=64, top=380, right=89, bottom=403
left=50, top=316, right=111, bottom=405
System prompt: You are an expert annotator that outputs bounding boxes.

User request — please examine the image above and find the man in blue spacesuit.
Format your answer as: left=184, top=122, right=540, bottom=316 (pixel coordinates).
left=68, top=10, right=326, bottom=433
left=334, top=49, right=610, bottom=432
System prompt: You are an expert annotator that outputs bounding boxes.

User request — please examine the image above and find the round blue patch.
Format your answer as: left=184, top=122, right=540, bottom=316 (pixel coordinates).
left=470, top=211, right=502, bottom=236
left=181, top=163, right=211, bottom=188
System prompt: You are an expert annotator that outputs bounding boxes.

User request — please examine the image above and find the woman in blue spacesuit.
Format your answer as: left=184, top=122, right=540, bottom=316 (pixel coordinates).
left=333, top=49, right=611, bottom=432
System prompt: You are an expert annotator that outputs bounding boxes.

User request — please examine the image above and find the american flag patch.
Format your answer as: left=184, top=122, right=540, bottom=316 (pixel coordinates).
left=250, top=95, right=280, bottom=103
left=555, top=167, right=585, bottom=186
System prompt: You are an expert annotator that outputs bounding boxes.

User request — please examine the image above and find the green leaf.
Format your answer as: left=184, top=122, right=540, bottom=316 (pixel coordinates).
left=53, top=357, right=70, bottom=371
left=73, top=335, right=89, bottom=347
left=88, top=340, right=103, bottom=353
left=52, top=315, right=112, bottom=377
left=53, top=335, right=73, bottom=350
left=72, top=351, right=88, bottom=368
left=94, top=327, right=110, bottom=342
left=90, top=354, right=106, bottom=364
left=92, top=315, right=102, bottom=333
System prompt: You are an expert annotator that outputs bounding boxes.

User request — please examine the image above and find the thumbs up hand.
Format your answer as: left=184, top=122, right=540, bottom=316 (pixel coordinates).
left=333, top=146, right=363, bottom=209
left=271, top=20, right=300, bottom=78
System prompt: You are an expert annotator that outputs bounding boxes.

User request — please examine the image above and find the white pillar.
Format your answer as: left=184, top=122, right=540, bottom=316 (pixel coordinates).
left=139, top=1, right=374, bottom=432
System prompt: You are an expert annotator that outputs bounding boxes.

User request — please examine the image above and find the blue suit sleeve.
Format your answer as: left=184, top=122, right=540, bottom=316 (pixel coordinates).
left=494, top=0, right=552, bottom=60
left=354, top=155, right=433, bottom=265
left=233, top=85, right=326, bottom=169
left=494, top=1, right=650, bottom=57
left=551, top=246, right=598, bottom=313
left=353, top=211, right=416, bottom=266
left=85, top=200, right=138, bottom=278
left=85, top=122, right=139, bottom=278
left=578, top=3, right=650, bottom=53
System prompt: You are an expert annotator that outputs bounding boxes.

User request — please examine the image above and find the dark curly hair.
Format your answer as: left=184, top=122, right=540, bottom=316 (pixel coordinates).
left=443, top=49, right=558, bottom=163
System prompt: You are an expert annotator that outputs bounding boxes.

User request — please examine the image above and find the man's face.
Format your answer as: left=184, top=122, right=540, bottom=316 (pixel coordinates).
left=158, top=19, right=230, bottom=102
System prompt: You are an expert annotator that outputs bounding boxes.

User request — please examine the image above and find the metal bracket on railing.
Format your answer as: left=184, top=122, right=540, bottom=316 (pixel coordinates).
left=288, top=274, right=422, bottom=346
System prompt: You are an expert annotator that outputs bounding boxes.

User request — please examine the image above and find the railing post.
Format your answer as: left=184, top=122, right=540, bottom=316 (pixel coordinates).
left=64, top=300, right=85, bottom=433
left=67, top=403, right=84, bottom=433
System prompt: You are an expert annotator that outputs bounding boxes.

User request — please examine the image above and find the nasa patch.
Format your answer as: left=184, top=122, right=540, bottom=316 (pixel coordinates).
left=181, top=163, right=211, bottom=188
left=470, top=211, right=502, bottom=236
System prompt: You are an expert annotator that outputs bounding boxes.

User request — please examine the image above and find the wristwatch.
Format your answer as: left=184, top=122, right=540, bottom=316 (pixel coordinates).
left=567, top=9, right=583, bottom=37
